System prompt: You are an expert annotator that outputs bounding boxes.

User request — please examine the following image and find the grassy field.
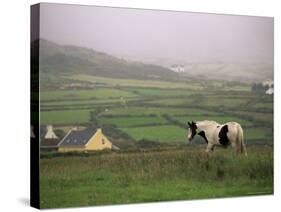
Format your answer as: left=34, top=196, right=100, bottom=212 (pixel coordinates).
left=40, top=146, right=273, bottom=208
left=40, top=78, right=273, bottom=144
left=99, top=116, right=168, bottom=128
left=39, top=75, right=273, bottom=208
left=40, top=88, right=137, bottom=101
left=252, top=102, right=273, bottom=110
left=99, top=107, right=220, bottom=117
left=145, top=98, right=197, bottom=106
left=120, top=125, right=186, bottom=143
left=41, top=98, right=137, bottom=106
left=125, top=87, right=201, bottom=97
left=40, top=109, right=93, bottom=125
left=67, top=74, right=204, bottom=89
left=244, top=128, right=273, bottom=141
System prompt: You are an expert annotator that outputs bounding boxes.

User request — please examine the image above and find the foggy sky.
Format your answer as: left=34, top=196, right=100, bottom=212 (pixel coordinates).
left=40, top=3, right=273, bottom=65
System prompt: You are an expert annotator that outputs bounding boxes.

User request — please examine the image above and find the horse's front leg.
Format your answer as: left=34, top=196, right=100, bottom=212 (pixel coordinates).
left=205, top=144, right=215, bottom=153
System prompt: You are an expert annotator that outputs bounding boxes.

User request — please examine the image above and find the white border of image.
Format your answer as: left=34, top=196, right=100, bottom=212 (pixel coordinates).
left=0, top=0, right=279, bottom=212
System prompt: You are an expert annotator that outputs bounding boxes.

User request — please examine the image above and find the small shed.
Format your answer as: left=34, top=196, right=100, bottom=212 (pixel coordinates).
left=58, top=128, right=118, bottom=152
left=40, top=125, right=60, bottom=151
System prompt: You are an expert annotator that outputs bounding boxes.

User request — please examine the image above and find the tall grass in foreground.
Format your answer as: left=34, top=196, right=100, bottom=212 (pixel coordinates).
left=40, top=146, right=273, bottom=208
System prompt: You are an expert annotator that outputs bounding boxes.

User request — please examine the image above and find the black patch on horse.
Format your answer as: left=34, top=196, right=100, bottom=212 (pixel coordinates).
left=198, top=131, right=208, bottom=144
left=218, top=125, right=230, bottom=146
left=188, top=121, right=197, bottom=140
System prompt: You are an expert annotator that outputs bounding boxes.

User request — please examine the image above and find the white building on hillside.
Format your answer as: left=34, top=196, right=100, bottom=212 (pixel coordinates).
left=170, top=64, right=185, bottom=73
left=263, top=80, right=274, bottom=95
left=262, top=80, right=273, bottom=87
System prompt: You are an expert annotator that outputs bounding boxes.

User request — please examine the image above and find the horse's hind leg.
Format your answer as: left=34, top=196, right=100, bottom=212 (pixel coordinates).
left=233, top=140, right=247, bottom=156
left=241, top=142, right=248, bottom=156
left=230, top=141, right=239, bottom=155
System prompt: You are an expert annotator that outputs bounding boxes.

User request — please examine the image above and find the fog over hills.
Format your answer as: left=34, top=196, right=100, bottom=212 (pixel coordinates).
left=38, top=39, right=179, bottom=80
left=181, top=62, right=273, bottom=82
left=38, top=39, right=273, bottom=83
left=123, top=56, right=273, bottom=82
left=39, top=3, right=273, bottom=82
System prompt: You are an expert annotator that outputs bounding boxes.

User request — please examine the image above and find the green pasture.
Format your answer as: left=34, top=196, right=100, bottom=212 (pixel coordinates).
left=224, top=85, right=251, bottom=92
left=200, top=97, right=248, bottom=108
left=40, top=109, right=93, bottom=125
left=67, top=74, right=203, bottom=89
left=120, top=125, right=186, bottom=143
left=41, top=97, right=137, bottom=106
left=145, top=97, right=196, bottom=106
left=39, top=79, right=273, bottom=209
left=40, top=96, right=138, bottom=112
left=41, top=105, right=96, bottom=112
left=38, top=79, right=273, bottom=145
left=205, top=80, right=251, bottom=92
left=251, top=102, right=273, bottom=110
left=125, top=87, right=201, bottom=97
left=40, top=146, right=273, bottom=208
left=230, top=111, right=273, bottom=125
left=99, top=116, right=168, bottom=128
left=100, top=106, right=219, bottom=117
left=244, top=128, right=273, bottom=141
left=40, top=88, right=137, bottom=101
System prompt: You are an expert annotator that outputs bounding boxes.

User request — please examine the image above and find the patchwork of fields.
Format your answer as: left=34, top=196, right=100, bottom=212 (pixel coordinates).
left=40, top=76, right=273, bottom=145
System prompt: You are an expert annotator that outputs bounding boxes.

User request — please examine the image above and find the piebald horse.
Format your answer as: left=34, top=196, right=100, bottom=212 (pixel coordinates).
left=187, top=120, right=247, bottom=156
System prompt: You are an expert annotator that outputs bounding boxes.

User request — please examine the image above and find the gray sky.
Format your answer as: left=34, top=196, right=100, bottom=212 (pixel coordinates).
left=40, top=3, right=273, bottom=65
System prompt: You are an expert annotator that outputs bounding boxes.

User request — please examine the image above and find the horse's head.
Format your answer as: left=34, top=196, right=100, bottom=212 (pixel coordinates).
left=187, top=121, right=197, bottom=142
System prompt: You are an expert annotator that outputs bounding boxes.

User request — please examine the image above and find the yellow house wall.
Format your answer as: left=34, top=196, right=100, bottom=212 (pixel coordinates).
left=85, top=129, right=112, bottom=151
left=58, top=146, right=85, bottom=152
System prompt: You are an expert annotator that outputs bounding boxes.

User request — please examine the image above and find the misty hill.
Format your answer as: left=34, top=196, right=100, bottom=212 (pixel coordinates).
left=127, top=57, right=273, bottom=83
left=37, top=39, right=179, bottom=80
left=179, top=62, right=273, bottom=83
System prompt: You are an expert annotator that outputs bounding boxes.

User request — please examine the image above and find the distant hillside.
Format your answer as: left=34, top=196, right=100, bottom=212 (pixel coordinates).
left=127, top=57, right=273, bottom=83
left=179, top=62, right=273, bottom=83
left=37, top=39, right=179, bottom=80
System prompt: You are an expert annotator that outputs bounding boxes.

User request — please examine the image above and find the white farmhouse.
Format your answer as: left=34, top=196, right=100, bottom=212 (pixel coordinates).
left=263, top=80, right=274, bottom=95
left=170, top=64, right=185, bottom=73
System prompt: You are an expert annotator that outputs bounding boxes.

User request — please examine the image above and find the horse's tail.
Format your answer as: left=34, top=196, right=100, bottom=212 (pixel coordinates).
left=237, top=124, right=247, bottom=156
